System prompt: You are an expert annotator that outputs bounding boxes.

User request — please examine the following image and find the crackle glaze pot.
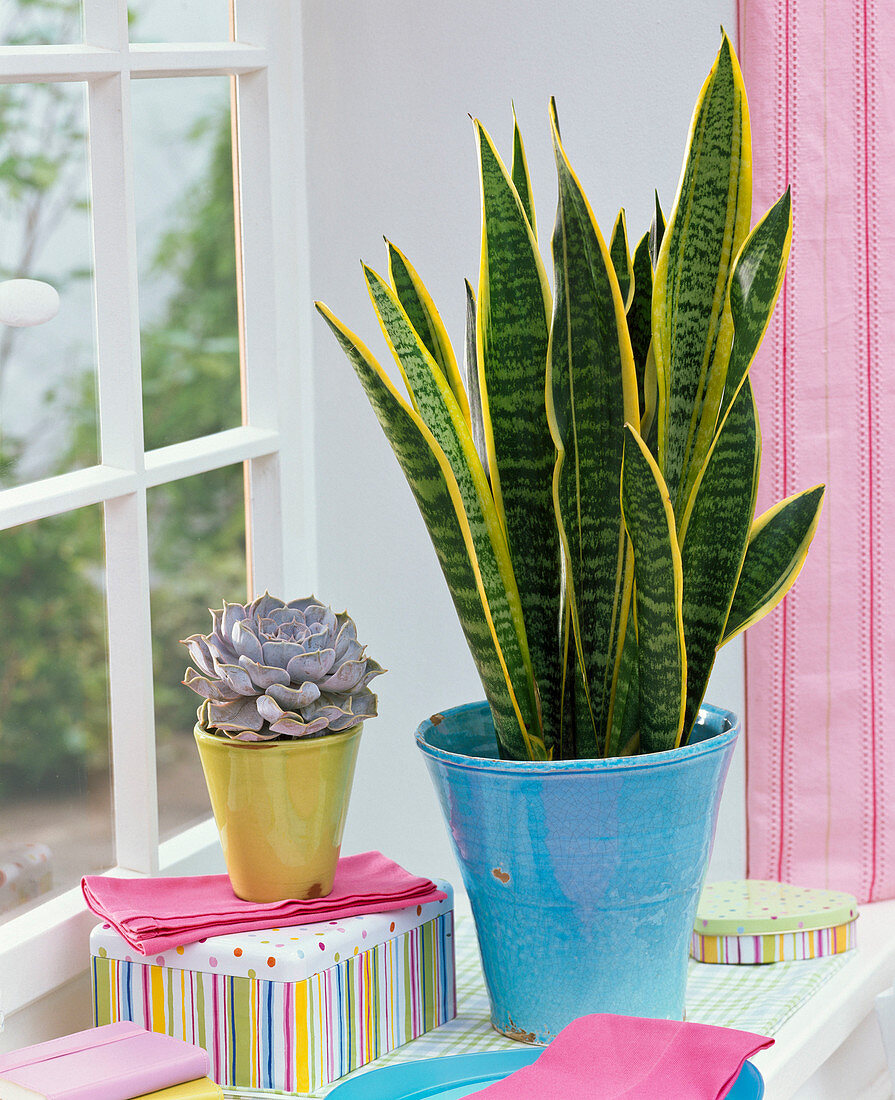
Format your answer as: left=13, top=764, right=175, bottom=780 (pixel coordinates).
left=416, top=701, right=738, bottom=1044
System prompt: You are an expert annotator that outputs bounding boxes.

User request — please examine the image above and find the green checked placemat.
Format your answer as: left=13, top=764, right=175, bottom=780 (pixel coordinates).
left=226, top=911, right=854, bottom=1099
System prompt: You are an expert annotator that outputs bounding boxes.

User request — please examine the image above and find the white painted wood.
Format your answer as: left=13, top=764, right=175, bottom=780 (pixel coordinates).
left=0, top=466, right=135, bottom=529
left=143, top=426, right=279, bottom=485
left=230, top=23, right=286, bottom=597
left=261, top=1, right=317, bottom=596
left=752, top=899, right=895, bottom=1098
left=129, top=43, right=267, bottom=78
left=0, top=45, right=121, bottom=81
left=86, top=37, right=159, bottom=874
left=0, top=0, right=298, bottom=1026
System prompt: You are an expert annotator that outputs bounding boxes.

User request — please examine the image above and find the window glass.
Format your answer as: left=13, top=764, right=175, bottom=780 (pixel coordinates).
left=131, top=77, right=242, bottom=451
left=0, top=81, right=98, bottom=488
left=0, top=505, right=112, bottom=921
left=128, top=0, right=231, bottom=47
left=149, top=462, right=246, bottom=840
left=0, top=0, right=82, bottom=46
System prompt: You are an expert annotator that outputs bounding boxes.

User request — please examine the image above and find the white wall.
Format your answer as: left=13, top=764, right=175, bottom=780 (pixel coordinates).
left=301, top=0, right=741, bottom=892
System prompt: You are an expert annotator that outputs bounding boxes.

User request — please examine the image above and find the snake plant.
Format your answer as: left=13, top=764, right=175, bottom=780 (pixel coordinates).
left=316, top=32, right=824, bottom=761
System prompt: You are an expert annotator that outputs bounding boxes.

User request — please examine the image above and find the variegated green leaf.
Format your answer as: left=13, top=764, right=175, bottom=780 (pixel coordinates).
left=650, top=191, right=665, bottom=269
left=316, top=301, right=542, bottom=759
left=511, top=104, right=537, bottom=239
left=678, top=378, right=760, bottom=737
left=386, top=241, right=471, bottom=427
left=627, top=231, right=653, bottom=412
left=463, top=278, right=488, bottom=477
left=719, top=189, right=793, bottom=421
left=603, top=617, right=640, bottom=757
left=475, top=118, right=562, bottom=749
left=723, top=484, right=825, bottom=643
left=609, top=209, right=635, bottom=311
left=621, top=425, right=687, bottom=753
left=363, top=264, right=542, bottom=745
left=653, top=32, right=753, bottom=514
left=546, top=103, right=640, bottom=756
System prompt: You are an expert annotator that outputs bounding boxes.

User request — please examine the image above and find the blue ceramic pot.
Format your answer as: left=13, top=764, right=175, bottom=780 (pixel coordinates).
left=416, top=701, right=738, bottom=1044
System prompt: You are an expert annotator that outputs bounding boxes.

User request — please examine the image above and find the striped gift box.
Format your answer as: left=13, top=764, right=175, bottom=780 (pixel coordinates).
left=90, top=883, right=455, bottom=1093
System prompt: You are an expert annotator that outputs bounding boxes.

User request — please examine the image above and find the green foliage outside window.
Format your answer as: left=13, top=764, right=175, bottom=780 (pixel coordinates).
left=0, top=52, right=245, bottom=796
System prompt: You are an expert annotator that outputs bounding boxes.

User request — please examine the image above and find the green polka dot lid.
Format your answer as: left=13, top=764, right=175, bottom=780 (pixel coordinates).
left=696, top=880, right=858, bottom=936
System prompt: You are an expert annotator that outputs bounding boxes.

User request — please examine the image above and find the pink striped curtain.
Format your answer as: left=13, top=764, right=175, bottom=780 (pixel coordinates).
left=739, top=0, right=895, bottom=902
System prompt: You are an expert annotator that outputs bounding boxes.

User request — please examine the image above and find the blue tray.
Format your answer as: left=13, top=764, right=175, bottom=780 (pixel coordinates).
left=327, top=1048, right=764, bottom=1098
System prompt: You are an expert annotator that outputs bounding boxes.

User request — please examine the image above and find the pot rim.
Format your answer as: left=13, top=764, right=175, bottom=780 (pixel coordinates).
left=194, top=720, right=364, bottom=751
left=415, top=700, right=738, bottom=775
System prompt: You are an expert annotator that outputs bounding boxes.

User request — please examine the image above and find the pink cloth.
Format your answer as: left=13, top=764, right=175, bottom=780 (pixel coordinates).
left=82, top=851, right=445, bottom=954
left=469, top=1014, right=772, bottom=1099
left=739, top=2, right=895, bottom=901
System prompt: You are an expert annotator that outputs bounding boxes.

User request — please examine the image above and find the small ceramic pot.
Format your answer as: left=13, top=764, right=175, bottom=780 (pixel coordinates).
left=194, top=722, right=363, bottom=902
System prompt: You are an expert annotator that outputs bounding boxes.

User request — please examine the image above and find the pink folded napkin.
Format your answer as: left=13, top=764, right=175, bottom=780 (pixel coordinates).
left=469, top=1014, right=773, bottom=1099
left=82, top=851, right=445, bottom=955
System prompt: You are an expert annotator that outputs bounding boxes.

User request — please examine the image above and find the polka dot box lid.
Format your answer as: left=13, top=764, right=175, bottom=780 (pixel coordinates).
left=695, top=880, right=858, bottom=936
left=90, top=880, right=452, bottom=983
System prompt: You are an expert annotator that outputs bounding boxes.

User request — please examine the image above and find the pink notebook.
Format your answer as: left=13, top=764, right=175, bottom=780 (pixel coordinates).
left=0, top=1021, right=209, bottom=1100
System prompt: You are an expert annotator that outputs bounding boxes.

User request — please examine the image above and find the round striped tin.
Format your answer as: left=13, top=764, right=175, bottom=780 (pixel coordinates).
left=691, top=880, right=859, bottom=964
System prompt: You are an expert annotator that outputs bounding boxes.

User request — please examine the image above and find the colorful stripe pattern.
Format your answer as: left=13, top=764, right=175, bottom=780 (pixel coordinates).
left=691, top=920, right=856, bottom=964
left=739, top=0, right=895, bottom=903
left=92, top=913, right=455, bottom=1093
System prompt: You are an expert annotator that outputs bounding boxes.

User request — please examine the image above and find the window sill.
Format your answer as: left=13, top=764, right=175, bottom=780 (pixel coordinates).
left=0, top=818, right=222, bottom=1021
left=752, top=898, right=895, bottom=1099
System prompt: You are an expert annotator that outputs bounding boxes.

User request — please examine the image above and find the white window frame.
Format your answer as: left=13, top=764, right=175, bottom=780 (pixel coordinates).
left=0, top=0, right=314, bottom=1019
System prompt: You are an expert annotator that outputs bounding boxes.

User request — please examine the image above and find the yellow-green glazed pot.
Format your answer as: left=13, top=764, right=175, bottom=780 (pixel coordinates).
left=194, top=722, right=363, bottom=902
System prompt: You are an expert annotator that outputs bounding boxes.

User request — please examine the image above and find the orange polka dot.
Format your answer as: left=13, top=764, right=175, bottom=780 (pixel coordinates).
left=234, top=948, right=243, bottom=957
left=267, top=956, right=276, bottom=967
left=417, top=906, right=422, bottom=915
left=175, top=946, right=184, bottom=955
left=354, top=946, right=359, bottom=955
left=389, top=922, right=395, bottom=932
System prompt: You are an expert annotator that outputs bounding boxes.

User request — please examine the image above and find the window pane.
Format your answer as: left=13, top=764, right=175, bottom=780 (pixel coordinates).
left=0, top=81, right=98, bottom=488
left=131, top=77, right=242, bottom=451
left=149, top=463, right=246, bottom=840
left=0, top=506, right=111, bottom=921
left=128, top=0, right=231, bottom=47
left=1, top=0, right=82, bottom=46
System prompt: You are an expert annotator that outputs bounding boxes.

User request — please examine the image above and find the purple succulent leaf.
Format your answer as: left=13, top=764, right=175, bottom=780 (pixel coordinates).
left=222, top=600, right=249, bottom=644
left=333, top=621, right=362, bottom=662
left=266, top=606, right=304, bottom=630
left=341, top=688, right=378, bottom=719
left=207, top=632, right=239, bottom=666
left=256, top=695, right=330, bottom=737
left=237, top=655, right=290, bottom=690
left=285, top=647, right=336, bottom=681
left=269, top=714, right=332, bottom=738
left=181, top=634, right=217, bottom=677
left=248, top=592, right=285, bottom=619
left=317, top=658, right=367, bottom=693
left=207, top=696, right=265, bottom=731
left=360, top=658, right=387, bottom=687
left=285, top=595, right=321, bottom=615
left=214, top=661, right=257, bottom=696
left=182, top=668, right=243, bottom=702
left=227, top=725, right=282, bottom=741
left=265, top=680, right=321, bottom=709
left=232, top=619, right=264, bottom=663
left=261, top=639, right=319, bottom=672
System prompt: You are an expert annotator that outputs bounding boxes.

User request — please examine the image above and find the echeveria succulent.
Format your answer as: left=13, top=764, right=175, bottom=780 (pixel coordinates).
left=182, top=593, right=385, bottom=741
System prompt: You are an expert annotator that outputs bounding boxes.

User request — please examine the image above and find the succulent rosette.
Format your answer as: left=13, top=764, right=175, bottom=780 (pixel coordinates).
left=182, top=593, right=385, bottom=741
